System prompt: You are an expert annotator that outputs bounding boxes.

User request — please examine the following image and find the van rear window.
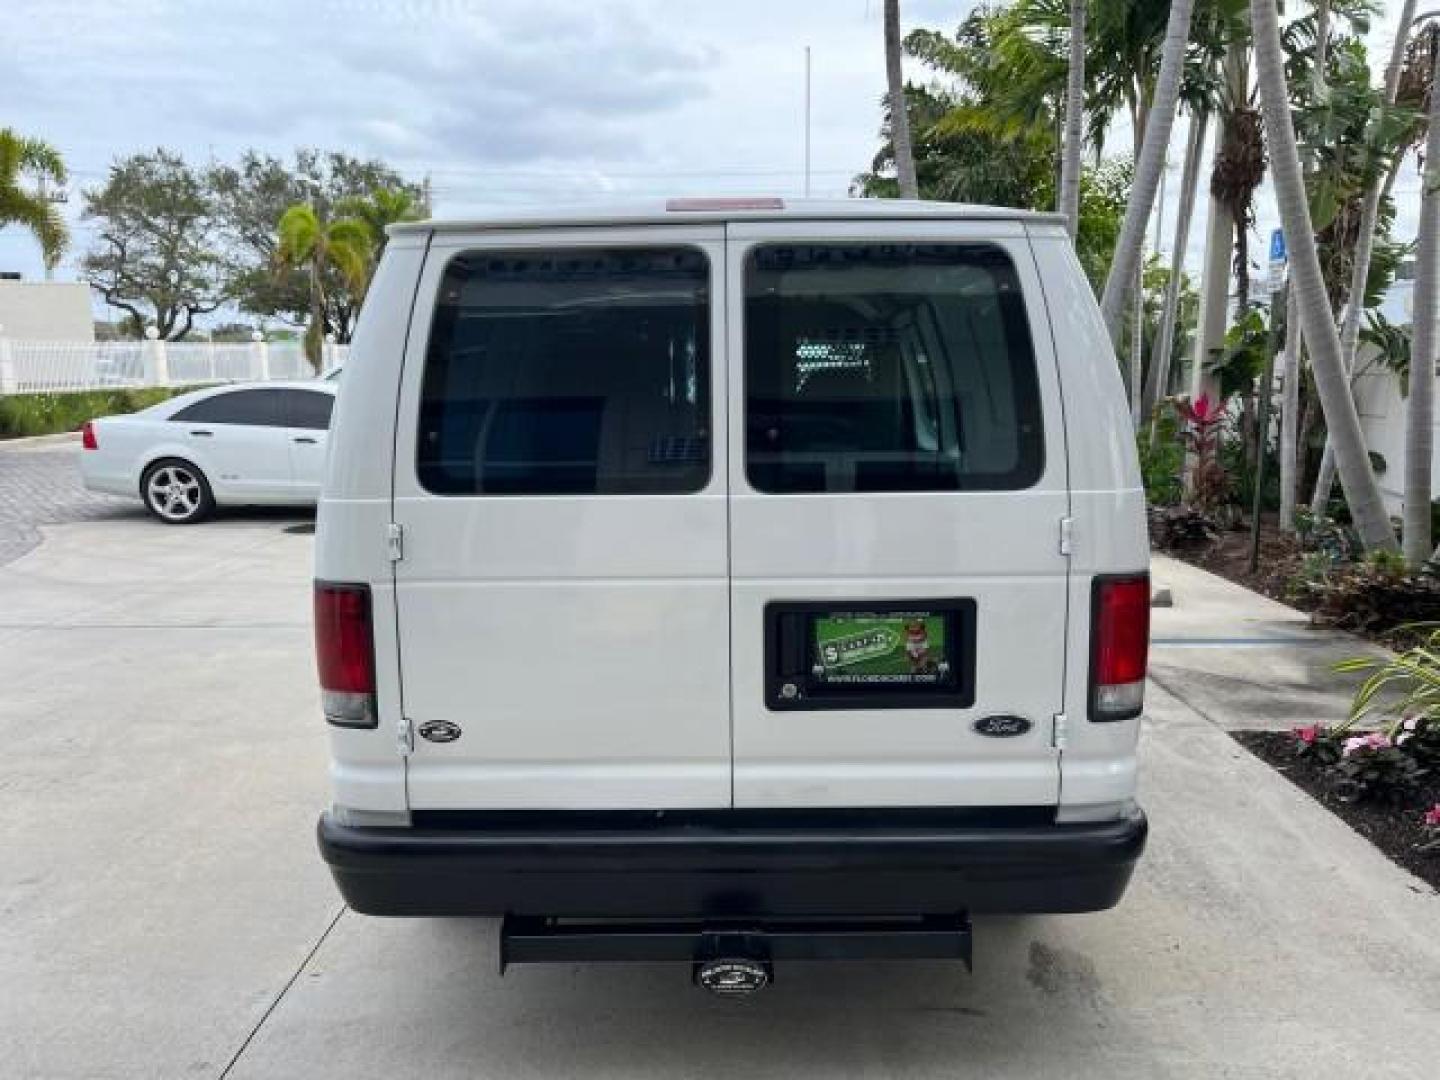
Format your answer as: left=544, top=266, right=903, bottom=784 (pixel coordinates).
left=417, top=247, right=710, bottom=496
left=745, top=243, right=1044, bottom=494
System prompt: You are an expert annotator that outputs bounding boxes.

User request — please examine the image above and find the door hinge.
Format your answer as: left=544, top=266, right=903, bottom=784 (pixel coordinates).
left=1058, top=516, right=1074, bottom=557
left=397, top=715, right=414, bottom=756
left=386, top=522, right=404, bottom=562
left=1052, top=712, right=1069, bottom=750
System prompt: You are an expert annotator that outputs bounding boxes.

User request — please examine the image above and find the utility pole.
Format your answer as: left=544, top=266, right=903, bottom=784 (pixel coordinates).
left=804, top=46, right=812, bottom=197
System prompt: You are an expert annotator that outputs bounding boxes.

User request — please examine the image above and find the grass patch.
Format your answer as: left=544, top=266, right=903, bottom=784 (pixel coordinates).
left=0, top=387, right=195, bottom=439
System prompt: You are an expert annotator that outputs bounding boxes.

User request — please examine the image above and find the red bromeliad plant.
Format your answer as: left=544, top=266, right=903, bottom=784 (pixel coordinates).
left=1174, top=393, right=1230, bottom=509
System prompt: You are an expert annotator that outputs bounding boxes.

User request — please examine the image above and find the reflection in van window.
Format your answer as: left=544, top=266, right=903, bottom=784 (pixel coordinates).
left=418, top=248, right=710, bottom=495
left=745, top=244, right=1044, bottom=494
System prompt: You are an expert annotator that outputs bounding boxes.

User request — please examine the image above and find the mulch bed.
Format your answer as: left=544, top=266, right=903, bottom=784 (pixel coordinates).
left=1233, top=731, right=1440, bottom=893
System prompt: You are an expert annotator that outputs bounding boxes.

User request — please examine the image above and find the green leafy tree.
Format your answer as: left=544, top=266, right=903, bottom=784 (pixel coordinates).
left=210, top=150, right=428, bottom=340
left=274, top=205, right=372, bottom=369
left=80, top=150, right=225, bottom=339
left=0, top=128, right=68, bottom=272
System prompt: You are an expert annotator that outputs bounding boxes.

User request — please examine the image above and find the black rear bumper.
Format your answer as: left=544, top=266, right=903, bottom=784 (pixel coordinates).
left=318, top=807, right=1147, bottom=918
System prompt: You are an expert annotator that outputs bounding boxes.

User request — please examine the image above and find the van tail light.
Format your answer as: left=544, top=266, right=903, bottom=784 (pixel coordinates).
left=1090, top=574, right=1149, bottom=721
left=315, top=582, right=377, bottom=728
left=81, top=421, right=98, bottom=450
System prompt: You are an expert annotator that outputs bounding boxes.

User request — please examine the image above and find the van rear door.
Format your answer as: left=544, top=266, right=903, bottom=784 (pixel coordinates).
left=391, top=227, right=731, bottom=809
left=725, top=220, right=1067, bottom=808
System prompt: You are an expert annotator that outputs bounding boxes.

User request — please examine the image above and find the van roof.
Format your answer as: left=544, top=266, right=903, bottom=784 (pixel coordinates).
left=388, top=198, right=1066, bottom=236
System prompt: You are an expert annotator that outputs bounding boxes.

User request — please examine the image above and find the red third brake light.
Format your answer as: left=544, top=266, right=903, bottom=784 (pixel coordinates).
left=81, top=421, right=98, bottom=450
left=315, top=582, right=377, bottom=728
left=1090, top=574, right=1150, bottom=721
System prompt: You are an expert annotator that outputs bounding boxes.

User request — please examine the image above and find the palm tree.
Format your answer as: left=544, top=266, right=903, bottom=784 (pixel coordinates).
left=884, top=0, right=920, bottom=198
left=1250, top=0, right=1396, bottom=552
left=1309, top=0, right=1418, bottom=516
left=1059, top=0, right=1086, bottom=234
left=338, top=187, right=424, bottom=261
left=1097, top=0, right=1196, bottom=348
left=0, top=129, right=68, bottom=273
left=1144, top=107, right=1208, bottom=427
left=1408, top=20, right=1439, bottom=565
left=274, top=204, right=372, bottom=369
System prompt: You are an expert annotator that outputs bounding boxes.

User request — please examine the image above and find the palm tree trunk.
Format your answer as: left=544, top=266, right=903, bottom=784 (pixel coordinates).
left=1130, top=265, right=1145, bottom=427
left=1405, top=30, right=1440, bottom=565
left=1250, top=0, right=1396, bottom=552
left=1145, top=108, right=1207, bottom=430
left=1278, top=289, right=1303, bottom=530
left=306, top=259, right=326, bottom=372
left=884, top=0, right=919, bottom=199
left=1059, top=0, right=1086, bottom=235
left=1098, top=0, right=1196, bottom=345
left=1309, top=0, right=1416, bottom=516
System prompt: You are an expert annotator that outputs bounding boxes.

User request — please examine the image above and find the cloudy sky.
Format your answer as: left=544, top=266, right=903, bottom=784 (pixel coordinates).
left=0, top=0, right=1420, bottom=311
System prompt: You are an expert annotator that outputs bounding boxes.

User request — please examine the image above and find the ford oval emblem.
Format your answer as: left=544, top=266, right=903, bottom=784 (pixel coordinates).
left=973, top=714, right=1032, bottom=738
left=418, top=720, right=462, bottom=744
left=695, top=958, right=771, bottom=997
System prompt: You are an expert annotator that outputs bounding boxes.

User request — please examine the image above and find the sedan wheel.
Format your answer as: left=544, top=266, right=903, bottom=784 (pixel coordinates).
left=142, top=462, right=214, bottom=524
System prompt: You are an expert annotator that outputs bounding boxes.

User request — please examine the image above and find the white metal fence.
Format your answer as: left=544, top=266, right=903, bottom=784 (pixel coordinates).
left=0, top=336, right=348, bottom=395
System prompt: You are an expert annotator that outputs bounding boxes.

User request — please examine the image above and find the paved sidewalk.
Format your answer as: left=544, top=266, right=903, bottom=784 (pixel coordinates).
left=1149, top=554, right=1386, bottom=731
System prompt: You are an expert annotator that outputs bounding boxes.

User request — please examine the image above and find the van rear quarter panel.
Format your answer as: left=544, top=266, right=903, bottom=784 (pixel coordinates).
left=316, top=236, right=428, bottom=813
left=1027, top=229, right=1148, bottom=809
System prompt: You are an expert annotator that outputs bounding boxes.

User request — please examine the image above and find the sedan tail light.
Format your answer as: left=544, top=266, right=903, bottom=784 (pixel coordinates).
left=315, top=582, right=377, bottom=728
left=81, top=421, right=98, bottom=450
left=1090, top=575, right=1149, bottom=721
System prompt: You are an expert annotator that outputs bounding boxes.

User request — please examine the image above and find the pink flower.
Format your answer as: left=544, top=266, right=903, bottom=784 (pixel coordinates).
left=1403, top=715, right=1421, bottom=732
left=1294, top=725, right=1319, bottom=745
left=1342, top=732, right=1392, bottom=757
left=1424, top=804, right=1440, bottom=829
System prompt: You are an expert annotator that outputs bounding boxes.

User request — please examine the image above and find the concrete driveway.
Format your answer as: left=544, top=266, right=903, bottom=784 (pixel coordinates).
left=2, top=444, right=1438, bottom=1078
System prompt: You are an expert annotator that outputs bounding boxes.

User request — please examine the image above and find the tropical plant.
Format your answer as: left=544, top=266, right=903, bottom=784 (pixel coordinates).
left=1250, top=0, right=1397, bottom=553
left=1175, top=392, right=1231, bottom=509
left=274, top=204, right=372, bottom=369
left=884, top=0, right=919, bottom=198
left=0, top=128, right=68, bottom=272
left=1310, top=3, right=1425, bottom=515
left=1097, top=0, right=1196, bottom=366
left=338, top=187, right=424, bottom=261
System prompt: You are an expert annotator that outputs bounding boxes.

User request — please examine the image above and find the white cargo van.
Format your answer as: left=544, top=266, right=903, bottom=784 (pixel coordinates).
left=315, top=198, right=1148, bottom=992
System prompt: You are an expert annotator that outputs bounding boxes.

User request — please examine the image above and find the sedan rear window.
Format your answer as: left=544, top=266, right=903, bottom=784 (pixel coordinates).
left=745, top=243, right=1044, bottom=494
left=171, top=389, right=284, bottom=427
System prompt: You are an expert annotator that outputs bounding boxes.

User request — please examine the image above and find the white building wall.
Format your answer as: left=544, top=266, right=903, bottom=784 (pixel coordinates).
left=1352, top=342, right=1435, bottom=518
left=0, top=282, right=94, bottom=341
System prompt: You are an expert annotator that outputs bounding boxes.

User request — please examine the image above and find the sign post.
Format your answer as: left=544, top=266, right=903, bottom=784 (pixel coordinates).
left=1249, top=229, right=1288, bottom=572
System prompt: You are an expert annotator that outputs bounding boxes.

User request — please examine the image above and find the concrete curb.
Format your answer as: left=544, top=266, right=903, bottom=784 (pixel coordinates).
left=0, top=432, right=81, bottom=451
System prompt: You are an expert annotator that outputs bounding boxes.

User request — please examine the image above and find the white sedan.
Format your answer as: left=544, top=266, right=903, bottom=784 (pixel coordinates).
left=79, top=381, right=337, bottom=524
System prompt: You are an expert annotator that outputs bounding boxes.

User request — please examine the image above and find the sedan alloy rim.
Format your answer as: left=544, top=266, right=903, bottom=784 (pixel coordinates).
left=147, top=466, right=202, bottom=520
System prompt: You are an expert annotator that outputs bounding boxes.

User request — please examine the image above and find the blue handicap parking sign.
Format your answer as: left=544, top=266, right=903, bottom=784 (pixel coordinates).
left=1269, top=228, right=1286, bottom=263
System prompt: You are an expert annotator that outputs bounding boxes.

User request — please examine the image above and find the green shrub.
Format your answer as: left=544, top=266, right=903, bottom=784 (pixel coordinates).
left=1292, top=554, right=1440, bottom=645
left=1138, top=414, right=1185, bottom=506
left=0, top=387, right=192, bottom=439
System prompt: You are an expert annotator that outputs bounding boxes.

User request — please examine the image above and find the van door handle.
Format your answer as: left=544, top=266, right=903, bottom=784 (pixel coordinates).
left=189, top=429, right=213, bottom=437
left=293, top=436, right=317, bottom=444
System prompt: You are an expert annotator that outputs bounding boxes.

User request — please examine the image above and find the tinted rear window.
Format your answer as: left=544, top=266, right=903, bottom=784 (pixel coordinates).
left=171, top=389, right=284, bottom=426
left=417, top=248, right=710, bottom=495
left=284, top=390, right=335, bottom=430
left=745, top=243, right=1043, bottom=494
